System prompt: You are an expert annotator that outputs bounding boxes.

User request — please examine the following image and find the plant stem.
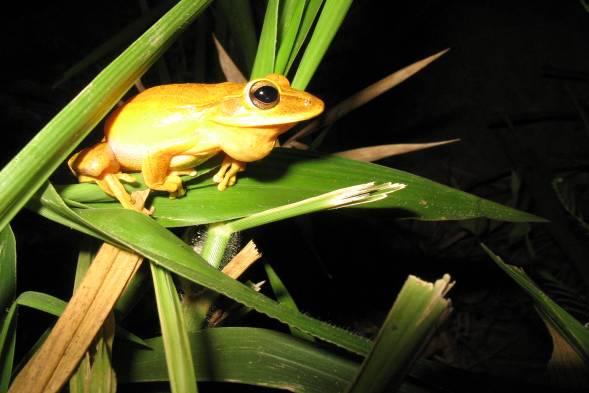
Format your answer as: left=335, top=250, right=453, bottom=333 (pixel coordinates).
left=199, top=223, right=233, bottom=269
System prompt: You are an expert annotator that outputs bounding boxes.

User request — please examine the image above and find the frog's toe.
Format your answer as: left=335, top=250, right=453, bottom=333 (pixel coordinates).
left=118, top=173, right=137, bottom=183
left=168, top=186, right=186, bottom=199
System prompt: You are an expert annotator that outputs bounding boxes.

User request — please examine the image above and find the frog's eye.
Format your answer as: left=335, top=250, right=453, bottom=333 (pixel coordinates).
left=249, top=81, right=280, bottom=109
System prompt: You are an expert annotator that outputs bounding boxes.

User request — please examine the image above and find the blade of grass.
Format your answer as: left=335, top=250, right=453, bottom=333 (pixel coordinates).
left=481, top=243, right=589, bottom=364
left=250, top=0, right=279, bottom=78
left=278, top=0, right=299, bottom=41
left=0, top=303, right=17, bottom=392
left=73, top=241, right=95, bottom=292
left=274, top=0, right=307, bottom=74
left=57, top=148, right=545, bottom=227
left=264, top=263, right=314, bottom=341
left=345, top=274, right=453, bottom=393
left=30, top=183, right=372, bottom=356
left=0, top=225, right=16, bottom=313
left=12, top=290, right=147, bottom=348
left=69, top=314, right=117, bottom=393
left=200, top=182, right=405, bottom=268
left=115, top=327, right=359, bottom=392
left=0, top=225, right=16, bottom=392
left=291, top=0, right=353, bottom=90
left=0, top=0, right=212, bottom=233
left=284, top=0, right=324, bottom=75
left=52, top=1, right=173, bottom=88
left=150, top=263, right=198, bottom=393
left=286, top=50, right=449, bottom=145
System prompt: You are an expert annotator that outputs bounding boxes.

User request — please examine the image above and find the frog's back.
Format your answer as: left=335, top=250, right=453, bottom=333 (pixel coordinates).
left=127, top=83, right=239, bottom=107
left=106, top=83, right=237, bottom=143
left=104, top=82, right=240, bottom=169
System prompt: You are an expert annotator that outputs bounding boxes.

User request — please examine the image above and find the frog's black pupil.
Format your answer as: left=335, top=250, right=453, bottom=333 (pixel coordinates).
left=254, top=85, right=278, bottom=104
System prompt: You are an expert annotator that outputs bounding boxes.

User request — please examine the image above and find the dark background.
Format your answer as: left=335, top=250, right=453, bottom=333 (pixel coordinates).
left=2, top=1, right=589, bottom=392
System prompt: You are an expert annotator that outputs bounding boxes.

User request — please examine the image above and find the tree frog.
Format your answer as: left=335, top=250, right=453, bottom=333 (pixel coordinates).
left=68, top=74, right=324, bottom=212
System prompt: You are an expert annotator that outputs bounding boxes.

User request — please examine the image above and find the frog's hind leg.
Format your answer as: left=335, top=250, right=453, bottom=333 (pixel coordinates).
left=69, top=142, right=151, bottom=213
left=142, top=152, right=192, bottom=198
left=93, top=174, right=151, bottom=214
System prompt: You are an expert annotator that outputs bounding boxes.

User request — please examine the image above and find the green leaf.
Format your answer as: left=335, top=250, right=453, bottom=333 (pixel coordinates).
left=346, top=275, right=453, bottom=393
left=250, top=0, right=279, bottom=78
left=0, top=225, right=16, bottom=312
left=481, top=243, right=589, bottom=364
left=52, top=2, right=173, bottom=88
left=58, top=148, right=545, bottom=227
left=30, top=183, right=372, bottom=356
left=87, top=336, right=116, bottom=393
left=274, top=0, right=307, bottom=74
left=70, top=315, right=117, bottom=393
left=0, top=303, right=17, bottom=392
left=0, top=0, right=213, bottom=233
left=264, top=263, right=315, bottom=341
left=14, top=290, right=148, bottom=349
left=16, top=291, right=66, bottom=317
left=115, top=327, right=359, bottom=392
left=283, top=0, right=324, bottom=75
left=150, top=264, right=198, bottom=393
left=292, top=0, right=353, bottom=89
left=73, top=241, right=95, bottom=292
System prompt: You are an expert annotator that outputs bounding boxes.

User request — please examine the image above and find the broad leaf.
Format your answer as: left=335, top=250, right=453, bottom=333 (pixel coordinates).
left=58, top=149, right=545, bottom=227
left=115, top=327, right=358, bottom=393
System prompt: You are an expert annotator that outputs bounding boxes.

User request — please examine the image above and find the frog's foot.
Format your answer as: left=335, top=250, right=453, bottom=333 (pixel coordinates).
left=213, top=157, right=245, bottom=191
left=164, top=169, right=197, bottom=199
left=95, top=173, right=152, bottom=215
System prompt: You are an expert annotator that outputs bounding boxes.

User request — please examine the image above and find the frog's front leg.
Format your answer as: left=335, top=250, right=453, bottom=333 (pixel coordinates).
left=213, top=156, right=246, bottom=191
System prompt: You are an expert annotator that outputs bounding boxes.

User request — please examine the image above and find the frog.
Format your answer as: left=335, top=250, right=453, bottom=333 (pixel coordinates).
left=68, top=74, right=324, bottom=212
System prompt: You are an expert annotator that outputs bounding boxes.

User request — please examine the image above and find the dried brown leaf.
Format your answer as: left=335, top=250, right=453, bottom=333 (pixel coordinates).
left=221, top=240, right=262, bottom=279
left=213, top=34, right=247, bottom=83
left=335, top=139, right=460, bottom=162
left=284, top=49, right=449, bottom=146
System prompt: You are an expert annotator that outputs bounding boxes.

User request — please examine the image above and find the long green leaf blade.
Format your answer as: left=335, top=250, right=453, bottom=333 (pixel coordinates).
left=0, top=225, right=16, bottom=312
left=0, top=303, right=17, bottom=392
left=151, top=264, right=198, bottom=393
left=250, top=0, right=279, bottom=78
left=30, top=184, right=372, bottom=356
left=52, top=2, right=173, bottom=88
left=292, top=0, right=353, bottom=89
left=115, top=327, right=359, bottom=392
left=274, top=0, right=307, bottom=74
left=346, top=275, right=453, bottom=393
left=481, top=243, right=589, bottom=364
left=284, top=0, right=324, bottom=75
left=14, top=290, right=147, bottom=348
left=0, top=225, right=17, bottom=391
left=57, top=149, right=545, bottom=227
left=0, top=0, right=212, bottom=232
left=264, top=263, right=315, bottom=341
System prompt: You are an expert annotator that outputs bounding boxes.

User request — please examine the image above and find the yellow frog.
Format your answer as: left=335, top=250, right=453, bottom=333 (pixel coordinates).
left=68, top=74, right=324, bottom=212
